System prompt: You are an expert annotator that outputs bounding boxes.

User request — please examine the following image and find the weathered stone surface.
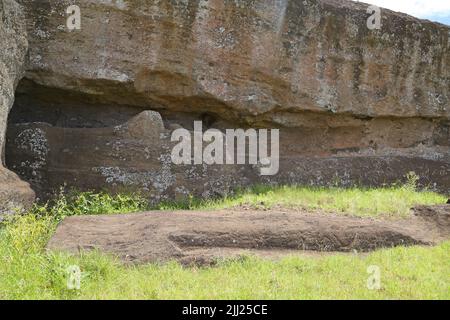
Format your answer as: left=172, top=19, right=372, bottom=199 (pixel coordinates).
left=7, top=111, right=251, bottom=201
left=6, top=109, right=450, bottom=199
left=0, top=0, right=34, bottom=217
left=16, top=0, right=450, bottom=119
left=47, top=205, right=450, bottom=265
left=4, top=0, right=450, bottom=198
left=0, top=166, right=35, bottom=216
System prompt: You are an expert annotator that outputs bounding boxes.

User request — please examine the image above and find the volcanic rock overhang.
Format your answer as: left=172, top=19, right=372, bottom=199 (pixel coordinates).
left=3, top=0, right=450, bottom=202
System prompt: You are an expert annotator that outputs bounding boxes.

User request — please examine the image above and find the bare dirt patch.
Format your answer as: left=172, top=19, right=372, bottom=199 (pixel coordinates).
left=47, top=205, right=450, bottom=265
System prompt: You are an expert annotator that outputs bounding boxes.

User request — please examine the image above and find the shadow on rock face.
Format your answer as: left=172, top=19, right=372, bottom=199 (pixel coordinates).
left=5, top=99, right=450, bottom=201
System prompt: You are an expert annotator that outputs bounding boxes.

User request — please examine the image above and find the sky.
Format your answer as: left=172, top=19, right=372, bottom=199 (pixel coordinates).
left=352, top=0, right=450, bottom=25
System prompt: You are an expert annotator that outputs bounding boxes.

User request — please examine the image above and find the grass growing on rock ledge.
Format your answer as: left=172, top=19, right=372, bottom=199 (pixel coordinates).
left=157, top=182, right=447, bottom=219
left=0, top=184, right=448, bottom=300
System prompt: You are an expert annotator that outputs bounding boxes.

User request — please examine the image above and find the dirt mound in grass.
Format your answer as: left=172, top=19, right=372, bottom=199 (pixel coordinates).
left=47, top=205, right=450, bottom=265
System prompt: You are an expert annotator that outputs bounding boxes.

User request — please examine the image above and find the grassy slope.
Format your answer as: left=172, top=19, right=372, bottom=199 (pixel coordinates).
left=0, top=186, right=448, bottom=300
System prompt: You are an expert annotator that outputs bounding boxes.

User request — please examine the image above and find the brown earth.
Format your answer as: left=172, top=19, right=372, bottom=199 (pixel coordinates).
left=47, top=205, right=450, bottom=266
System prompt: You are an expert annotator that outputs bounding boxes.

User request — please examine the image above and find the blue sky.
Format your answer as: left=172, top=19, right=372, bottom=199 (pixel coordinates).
left=353, top=0, right=450, bottom=25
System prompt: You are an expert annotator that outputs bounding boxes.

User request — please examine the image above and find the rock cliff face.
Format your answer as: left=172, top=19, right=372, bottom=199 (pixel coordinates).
left=0, top=0, right=34, bottom=217
left=3, top=0, right=450, bottom=201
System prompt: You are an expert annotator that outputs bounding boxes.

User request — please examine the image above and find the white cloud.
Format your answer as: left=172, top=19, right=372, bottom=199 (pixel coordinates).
left=353, top=0, right=450, bottom=18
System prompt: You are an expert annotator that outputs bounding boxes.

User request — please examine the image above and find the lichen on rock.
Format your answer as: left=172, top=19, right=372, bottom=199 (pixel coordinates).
left=0, top=0, right=35, bottom=218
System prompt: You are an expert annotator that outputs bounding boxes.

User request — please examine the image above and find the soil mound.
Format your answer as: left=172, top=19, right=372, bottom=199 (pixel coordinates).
left=47, top=205, right=450, bottom=265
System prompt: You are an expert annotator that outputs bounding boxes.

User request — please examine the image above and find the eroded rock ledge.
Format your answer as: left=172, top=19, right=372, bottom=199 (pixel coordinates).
left=4, top=0, right=450, bottom=201
left=6, top=106, right=450, bottom=200
left=0, top=0, right=34, bottom=217
left=15, top=0, right=450, bottom=120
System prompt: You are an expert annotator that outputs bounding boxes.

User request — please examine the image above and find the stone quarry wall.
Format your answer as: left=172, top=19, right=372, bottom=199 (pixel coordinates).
left=0, top=0, right=34, bottom=217
left=2, top=0, right=449, bottom=203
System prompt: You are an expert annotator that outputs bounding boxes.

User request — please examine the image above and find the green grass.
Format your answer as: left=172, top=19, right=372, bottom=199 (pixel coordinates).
left=157, top=185, right=446, bottom=219
left=0, top=184, right=448, bottom=300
